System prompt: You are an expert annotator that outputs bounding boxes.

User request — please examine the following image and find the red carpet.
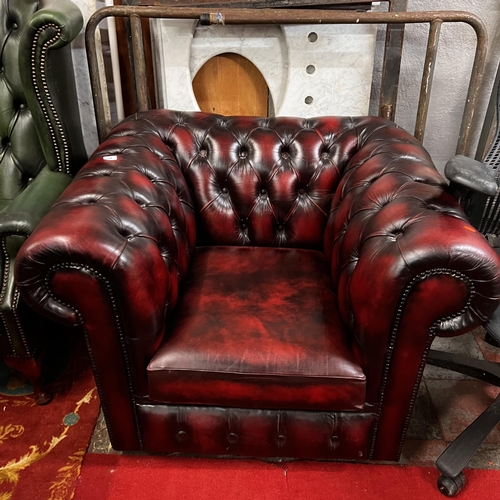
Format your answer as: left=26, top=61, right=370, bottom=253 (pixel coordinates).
left=0, top=341, right=100, bottom=500
left=75, top=454, right=500, bottom=500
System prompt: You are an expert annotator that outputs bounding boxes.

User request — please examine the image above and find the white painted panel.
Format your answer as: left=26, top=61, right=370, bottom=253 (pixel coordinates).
left=278, top=24, right=376, bottom=117
left=151, top=21, right=376, bottom=119
left=70, top=0, right=99, bottom=154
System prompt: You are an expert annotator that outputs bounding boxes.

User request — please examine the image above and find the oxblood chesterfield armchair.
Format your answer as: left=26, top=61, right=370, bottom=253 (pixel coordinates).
left=16, top=110, right=500, bottom=461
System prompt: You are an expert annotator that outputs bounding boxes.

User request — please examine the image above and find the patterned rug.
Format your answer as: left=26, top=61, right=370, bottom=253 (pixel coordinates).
left=0, top=337, right=99, bottom=500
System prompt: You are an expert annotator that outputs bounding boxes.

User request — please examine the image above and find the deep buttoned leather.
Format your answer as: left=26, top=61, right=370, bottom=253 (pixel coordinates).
left=15, top=109, right=500, bottom=459
left=137, top=404, right=376, bottom=460
left=106, top=111, right=358, bottom=249
left=0, top=0, right=43, bottom=204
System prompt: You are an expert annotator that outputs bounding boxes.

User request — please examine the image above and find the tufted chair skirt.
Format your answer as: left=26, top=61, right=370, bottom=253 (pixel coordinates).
left=16, top=109, right=500, bottom=457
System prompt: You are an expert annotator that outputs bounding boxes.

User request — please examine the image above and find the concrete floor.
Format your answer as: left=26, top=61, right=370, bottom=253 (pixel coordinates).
left=88, top=327, right=500, bottom=469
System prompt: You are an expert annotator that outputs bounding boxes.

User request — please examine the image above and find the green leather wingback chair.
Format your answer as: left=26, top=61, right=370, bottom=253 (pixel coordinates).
left=0, top=0, right=86, bottom=404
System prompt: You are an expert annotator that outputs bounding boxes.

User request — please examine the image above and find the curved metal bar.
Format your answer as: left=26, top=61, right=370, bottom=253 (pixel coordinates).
left=414, top=19, right=442, bottom=143
left=130, top=14, right=149, bottom=113
left=86, top=6, right=488, bottom=154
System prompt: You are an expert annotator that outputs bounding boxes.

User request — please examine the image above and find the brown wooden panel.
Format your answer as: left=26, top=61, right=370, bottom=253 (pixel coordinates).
left=192, top=53, right=269, bottom=117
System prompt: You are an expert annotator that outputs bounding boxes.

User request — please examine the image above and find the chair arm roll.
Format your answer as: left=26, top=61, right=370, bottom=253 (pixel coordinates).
left=325, top=120, right=500, bottom=404
left=28, top=0, right=83, bottom=48
left=15, top=135, right=196, bottom=338
left=328, top=122, right=500, bottom=340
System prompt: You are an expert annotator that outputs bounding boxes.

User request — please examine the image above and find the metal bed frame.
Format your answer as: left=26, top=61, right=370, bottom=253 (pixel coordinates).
left=86, top=5, right=488, bottom=158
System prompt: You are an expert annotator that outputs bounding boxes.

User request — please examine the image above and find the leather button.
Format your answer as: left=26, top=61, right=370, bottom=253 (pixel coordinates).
left=276, top=434, right=286, bottom=444
left=239, top=150, right=248, bottom=159
left=27, top=177, right=33, bottom=185
left=11, top=23, right=18, bottom=31
left=299, top=188, right=306, bottom=195
left=260, top=188, right=266, bottom=195
left=281, top=152, right=290, bottom=159
left=199, top=149, right=207, bottom=157
left=177, top=430, right=187, bottom=440
left=19, top=104, right=25, bottom=110
left=278, top=224, right=284, bottom=231
left=228, top=432, right=238, bottom=443
left=241, top=223, right=247, bottom=230
left=222, top=187, right=228, bottom=194
left=321, top=152, right=329, bottom=159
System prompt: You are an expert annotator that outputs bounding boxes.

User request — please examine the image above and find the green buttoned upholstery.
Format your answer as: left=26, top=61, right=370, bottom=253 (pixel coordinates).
left=0, top=0, right=85, bottom=403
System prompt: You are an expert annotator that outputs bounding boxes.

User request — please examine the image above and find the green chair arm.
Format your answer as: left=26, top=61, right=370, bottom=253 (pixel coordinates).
left=29, top=0, right=84, bottom=48
left=0, top=167, right=72, bottom=251
left=0, top=167, right=71, bottom=319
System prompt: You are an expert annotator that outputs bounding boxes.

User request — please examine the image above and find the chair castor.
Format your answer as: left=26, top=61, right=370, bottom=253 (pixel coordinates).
left=437, top=472, right=466, bottom=497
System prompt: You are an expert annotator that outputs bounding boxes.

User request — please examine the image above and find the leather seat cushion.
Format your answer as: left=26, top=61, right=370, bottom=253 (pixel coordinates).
left=147, top=246, right=366, bottom=411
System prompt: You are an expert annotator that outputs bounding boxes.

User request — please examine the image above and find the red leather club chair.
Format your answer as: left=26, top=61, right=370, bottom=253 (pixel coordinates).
left=15, top=110, right=500, bottom=461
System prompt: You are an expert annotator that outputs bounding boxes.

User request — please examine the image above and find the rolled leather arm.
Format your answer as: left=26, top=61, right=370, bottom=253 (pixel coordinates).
left=0, top=166, right=70, bottom=306
left=16, top=129, right=195, bottom=448
left=328, top=121, right=500, bottom=338
left=16, top=131, right=196, bottom=329
left=18, top=0, right=85, bottom=174
left=29, top=0, right=83, bottom=47
left=324, top=118, right=500, bottom=459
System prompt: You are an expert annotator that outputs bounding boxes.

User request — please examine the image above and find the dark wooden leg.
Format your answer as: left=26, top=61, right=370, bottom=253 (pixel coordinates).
left=3, top=355, right=52, bottom=405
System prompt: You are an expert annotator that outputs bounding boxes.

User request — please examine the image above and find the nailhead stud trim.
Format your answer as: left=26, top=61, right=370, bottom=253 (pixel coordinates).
left=45, top=262, right=144, bottom=449
left=0, top=235, right=31, bottom=355
left=31, top=24, right=70, bottom=174
left=368, top=268, right=474, bottom=459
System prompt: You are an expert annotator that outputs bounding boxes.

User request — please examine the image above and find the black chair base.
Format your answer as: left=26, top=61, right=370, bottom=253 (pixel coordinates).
left=427, top=349, right=500, bottom=496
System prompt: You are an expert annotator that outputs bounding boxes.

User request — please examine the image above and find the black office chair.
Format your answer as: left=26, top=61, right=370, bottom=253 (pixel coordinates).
left=427, top=63, right=500, bottom=496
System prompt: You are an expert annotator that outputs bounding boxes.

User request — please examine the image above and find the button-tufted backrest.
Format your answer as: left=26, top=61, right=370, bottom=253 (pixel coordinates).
left=122, top=111, right=360, bottom=249
left=0, top=0, right=45, bottom=206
